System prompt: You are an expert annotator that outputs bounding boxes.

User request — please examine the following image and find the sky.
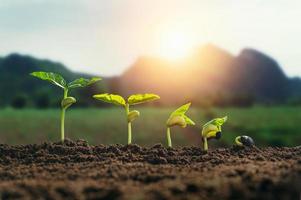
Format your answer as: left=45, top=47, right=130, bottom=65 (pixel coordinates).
left=0, top=0, right=300, bottom=77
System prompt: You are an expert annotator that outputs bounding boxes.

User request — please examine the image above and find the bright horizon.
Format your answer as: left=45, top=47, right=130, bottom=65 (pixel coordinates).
left=0, top=0, right=300, bottom=77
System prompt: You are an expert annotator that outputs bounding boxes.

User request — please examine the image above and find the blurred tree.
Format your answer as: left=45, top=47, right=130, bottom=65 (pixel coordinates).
left=1, top=48, right=301, bottom=108
left=230, top=94, right=254, bottom=107
left=35, top=94, right=50, bottom=109
left=287, top=96, right=301, bottom=106
left=11, top=94, right=28, bottom=109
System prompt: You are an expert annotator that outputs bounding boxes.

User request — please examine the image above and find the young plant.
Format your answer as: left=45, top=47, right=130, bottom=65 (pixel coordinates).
left=201, top=116, right=227, bottom=151
left=166, top=103, right=195, bottom=147
left=31, top=71, right=101, bottom=141
left=235, top=135, right=263, bottom=152
left=93, top=93, right=160, bottom=144
left=235, top=135, right=255, bottom=147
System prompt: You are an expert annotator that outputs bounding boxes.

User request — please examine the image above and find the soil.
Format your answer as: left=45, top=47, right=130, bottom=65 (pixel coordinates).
left=0, top=139, right=300, bottom=200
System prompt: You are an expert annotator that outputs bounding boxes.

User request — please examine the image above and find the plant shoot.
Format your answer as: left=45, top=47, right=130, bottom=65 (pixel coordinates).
left=201, top=116, right=227, bottom=151
left=31, top=71, right=101, bottom=141
left=235, top=135, right=255, bottom=147
left=93, top=93, right=160, bottom=144
left=166, top=103, right=195, bottom=147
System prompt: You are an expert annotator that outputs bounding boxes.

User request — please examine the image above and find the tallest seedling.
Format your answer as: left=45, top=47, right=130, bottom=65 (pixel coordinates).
left=93, top=93, right=160, bottom=144
left=31, top=71, right=101, bottom=141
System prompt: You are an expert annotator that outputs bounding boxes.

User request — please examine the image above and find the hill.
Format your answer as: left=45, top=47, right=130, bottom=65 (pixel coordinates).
left=118, top=44, right=295, bottom=106
left=0, top=45, right=300, bottom=108
left=0, top=53, right=105, bottom=108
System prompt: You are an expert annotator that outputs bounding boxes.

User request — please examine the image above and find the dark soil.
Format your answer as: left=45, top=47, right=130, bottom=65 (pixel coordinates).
left=0, top=139, right=300, bottom=200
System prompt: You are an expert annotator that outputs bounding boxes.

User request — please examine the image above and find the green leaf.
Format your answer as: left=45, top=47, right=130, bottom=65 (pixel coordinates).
left=219, top=116, right=228, bottom=124
left=68, top=77, right=101, bottom=89
left=128, top=93, right=160, bottom=105
left=204, top=116, right=228, bottom=127
left=30, top=71, right=66, bottom=89
left=166, top=103, right=195, bottom=128
left=170, top=103, right=191, bottom=117
left=212, top=116, right=228, bottom=126
left=93, top=93, right=126, bottom=106
left=183, top=115, right=195, bottom=126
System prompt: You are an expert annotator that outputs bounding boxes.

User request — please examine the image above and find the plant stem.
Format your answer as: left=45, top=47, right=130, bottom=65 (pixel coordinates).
left=125, top=103, right=132, bottom=144
left=61, top=108, right=65, bottom=141
left=167, top=127, right=172, bottom=147
left=61, top=89, right=68, bottom=142
left=235, top=136, right=242, bottom=146
left=203, top=137, right=208, bottom=151
left=128, top=122, right=132, bottom=144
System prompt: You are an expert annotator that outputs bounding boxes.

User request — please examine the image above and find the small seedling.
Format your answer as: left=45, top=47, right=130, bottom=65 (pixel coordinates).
left=235, top=135, right=255, bottom=147
left=31, top=71, right=101, bottom=141
left=201, top=116, right=227, bottom=151
left=235, top=135, right=262, bottom=152
left=166, top=103, right=195, bottom=147
left=93, top=93, right=160, bottom=144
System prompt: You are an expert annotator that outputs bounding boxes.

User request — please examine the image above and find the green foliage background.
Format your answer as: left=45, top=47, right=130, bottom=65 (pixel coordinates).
left=0, top=106, right=299, bottom=147
left=0, top=54, right=106, bottom=108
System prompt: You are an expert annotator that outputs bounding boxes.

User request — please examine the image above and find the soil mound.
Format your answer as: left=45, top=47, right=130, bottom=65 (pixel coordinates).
left=0, top=139, right=300, bottom=200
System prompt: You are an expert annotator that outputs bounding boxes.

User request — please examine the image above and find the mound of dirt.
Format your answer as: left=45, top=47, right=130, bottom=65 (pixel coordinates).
left=0, top=139, right=300, bottom=200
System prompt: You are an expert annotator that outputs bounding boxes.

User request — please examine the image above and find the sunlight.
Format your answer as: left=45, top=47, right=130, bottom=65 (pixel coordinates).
left=156, top=30, right=196, bottom=61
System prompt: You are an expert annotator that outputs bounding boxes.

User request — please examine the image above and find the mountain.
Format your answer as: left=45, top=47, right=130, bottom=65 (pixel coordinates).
left=0, top=45, right=300, bottom=108
left=118, top=44, right=296, bottom=106
left=233, top=49, right=289, bottom=101
left=0, top=53, right=106, bottom=108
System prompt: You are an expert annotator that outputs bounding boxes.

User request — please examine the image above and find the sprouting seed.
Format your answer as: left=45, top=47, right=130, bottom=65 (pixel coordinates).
left=166, top=103, right=195, bottom=147
left=235, top=135, right=255, bottom=147
left=31, top=71, right=101, bottom=141
left=93, top=93, right=160, bottom=144
left=201, top=116, right=227, bottom=152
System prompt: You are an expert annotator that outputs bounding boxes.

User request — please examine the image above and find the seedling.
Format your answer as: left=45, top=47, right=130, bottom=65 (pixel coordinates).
left=235, top=135, right=255, bottom=147
left=31, top=71, right=101, bottom=141
left=234, top=135, right=262, bottom=152
left=93, top=93, right=160, bottom=144
left=166, top=103, right=195, bottom=147
left=201, top=116, right=227, bottom=151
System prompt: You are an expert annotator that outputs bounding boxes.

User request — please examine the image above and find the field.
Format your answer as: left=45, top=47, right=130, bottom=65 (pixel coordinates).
left=0, top=106, right=300, bottom=147
left=0, top=106, right=300, bottom=199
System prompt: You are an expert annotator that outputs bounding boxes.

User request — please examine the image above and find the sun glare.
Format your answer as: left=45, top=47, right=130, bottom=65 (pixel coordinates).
left=157, top=31, right=196, bottom=60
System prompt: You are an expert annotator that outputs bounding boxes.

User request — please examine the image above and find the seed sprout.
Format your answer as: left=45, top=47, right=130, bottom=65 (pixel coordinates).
left=93, top=93, right=160, bottom=144
left=201, top=116, right=227, bottom=152
left=166, top=103, right=195, bottom=147
left=31, top=71, right=101, bottom=141
left=235, top=135, right=255, bottom=147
